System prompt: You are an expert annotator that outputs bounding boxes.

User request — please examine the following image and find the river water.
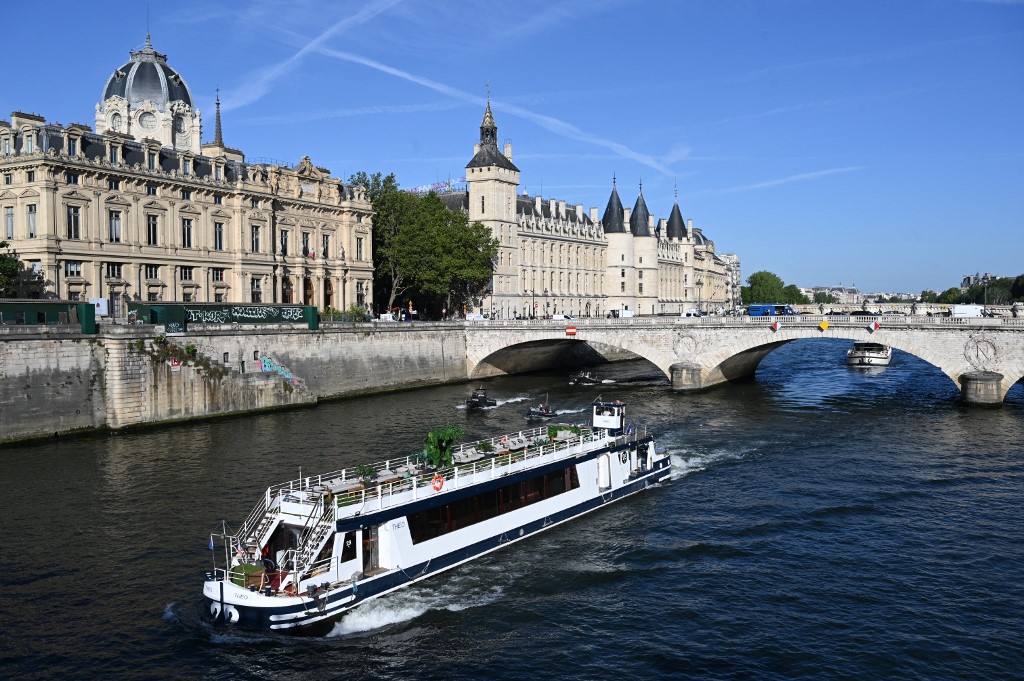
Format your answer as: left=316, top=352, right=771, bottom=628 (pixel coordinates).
left=2, top=339, right=1022, bottom=680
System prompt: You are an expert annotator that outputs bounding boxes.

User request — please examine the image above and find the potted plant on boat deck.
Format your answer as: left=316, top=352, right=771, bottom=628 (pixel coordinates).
left=423, top=425, right=464, bottom=470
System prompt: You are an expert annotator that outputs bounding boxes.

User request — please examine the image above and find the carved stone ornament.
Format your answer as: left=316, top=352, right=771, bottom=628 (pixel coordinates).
left=963, top=332, right=998, bottom=371
left=674, top=331, right=701, bottom=357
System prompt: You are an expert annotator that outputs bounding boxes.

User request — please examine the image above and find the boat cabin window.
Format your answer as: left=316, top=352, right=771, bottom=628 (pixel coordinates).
left=407, top=465, right=580, bottom=544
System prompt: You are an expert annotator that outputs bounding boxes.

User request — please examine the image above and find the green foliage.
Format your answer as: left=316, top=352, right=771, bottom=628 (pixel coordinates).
left=919, top=289, right=938, bottom=303
left=354, top=464, right=377, bottom=485
left=0, top=240, right=20, bottom=296
left=348, top=171, right=499, bottom=318
left=783, top=284, right=810, bottom=305
left=185, top=343, right=197, bottom=356
left=813, top=291, right=838, bottom=304
left=741, top=271, right=806, bottom=305
left=478, top=440, right=494, bottom=453
left=1012, top=275, right=1024, bottom=301
left=938, top=287, right=963, bottom=304
left=423, top=425, right=465, bottom=469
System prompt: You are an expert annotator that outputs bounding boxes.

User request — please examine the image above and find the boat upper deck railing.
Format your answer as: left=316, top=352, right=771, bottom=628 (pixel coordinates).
left=238, top=423, right=650, bottom=538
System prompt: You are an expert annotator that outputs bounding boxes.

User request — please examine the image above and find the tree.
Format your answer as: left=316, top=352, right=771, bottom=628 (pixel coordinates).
left=937, top=287, right=962, bottom=304
left=919, top=289, right=938, bottom=303
left=1011, top=275, right=1024, bottom=301
left=409, top=193, right=498, bottom=315
left=741, top=271, right=786, bottom=305
left=349, top=171, right=409, bottom=314
left=782, top=284, right=810, bottom=305
left=0, top=240, right=20, bottom=296
left=814, top=291, right=838, bottom=304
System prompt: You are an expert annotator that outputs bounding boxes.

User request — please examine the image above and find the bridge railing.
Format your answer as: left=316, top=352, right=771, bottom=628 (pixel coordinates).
left=459, top=315, right=1024, bottom=329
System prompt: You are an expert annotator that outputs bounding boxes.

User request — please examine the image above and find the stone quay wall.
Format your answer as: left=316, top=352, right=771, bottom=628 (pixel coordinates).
left=0, top=322, right=469, bottom=444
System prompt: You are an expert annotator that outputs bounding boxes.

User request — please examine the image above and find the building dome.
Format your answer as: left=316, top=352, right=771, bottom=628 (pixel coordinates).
left=102, top=35, right=193, bottom=111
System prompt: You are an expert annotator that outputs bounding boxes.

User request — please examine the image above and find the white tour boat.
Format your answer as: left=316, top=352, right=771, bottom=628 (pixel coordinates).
left=846, top=341, right=892, bottom=367
left=202, top=399, right=671, bottom=634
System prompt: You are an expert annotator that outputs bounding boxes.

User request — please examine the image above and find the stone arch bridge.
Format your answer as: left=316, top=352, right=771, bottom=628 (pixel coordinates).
left=465, top=316, right=1024, bottom=405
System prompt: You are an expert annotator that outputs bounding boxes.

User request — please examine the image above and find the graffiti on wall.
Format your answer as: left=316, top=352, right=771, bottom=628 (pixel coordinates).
left=260, top=355, right=300, bottom=385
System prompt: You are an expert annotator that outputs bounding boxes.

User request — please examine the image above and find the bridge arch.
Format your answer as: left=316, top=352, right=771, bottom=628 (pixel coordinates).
left=464, top=318, right=1024, bottom=404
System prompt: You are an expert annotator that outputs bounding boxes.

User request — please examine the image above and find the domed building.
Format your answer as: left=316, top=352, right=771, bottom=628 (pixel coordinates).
left=0, top=36, right=374, bottom=312
left=95, top=34, right=201, bottom=153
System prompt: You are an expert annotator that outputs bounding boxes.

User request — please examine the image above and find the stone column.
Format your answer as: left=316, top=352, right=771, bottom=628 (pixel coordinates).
left=958, top=371, right=1004, bottom=406
left=670, top=362, right=704, bottom=392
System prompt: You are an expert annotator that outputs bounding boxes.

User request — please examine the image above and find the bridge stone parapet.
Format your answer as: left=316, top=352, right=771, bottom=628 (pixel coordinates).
left=464, top=315, right=1024, bottom=404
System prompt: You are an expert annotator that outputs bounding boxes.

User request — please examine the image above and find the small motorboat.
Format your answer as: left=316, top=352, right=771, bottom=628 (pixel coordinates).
left=846, top=342, right=892, bottom=367
left=569, top=371, right=601, bottom=386
left=525, top=396, right=557, bottom=420
left=466, top=386, right=497, bottom=409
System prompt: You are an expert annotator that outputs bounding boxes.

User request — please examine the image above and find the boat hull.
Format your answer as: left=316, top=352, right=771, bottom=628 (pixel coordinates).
left=203, top=456, right=671, bottom=633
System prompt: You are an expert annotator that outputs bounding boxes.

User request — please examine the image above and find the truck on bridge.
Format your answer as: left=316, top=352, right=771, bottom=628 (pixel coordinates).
left=746, top=303, right=801, bottom=317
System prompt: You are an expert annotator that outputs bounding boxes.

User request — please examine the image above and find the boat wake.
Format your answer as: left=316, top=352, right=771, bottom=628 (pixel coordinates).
left=327, top=570, right=508, bottom=636
left=668, top=445, right=759, bottom=481
left=555, top=407, right=587, bottom=415
left=456, top=395, right=530, bottom=410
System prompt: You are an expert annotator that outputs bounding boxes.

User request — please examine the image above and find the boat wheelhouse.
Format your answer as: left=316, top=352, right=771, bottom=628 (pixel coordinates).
left=846, top=342, right=892, bottom=367
left=465, top=386, right=497, bottom=409
left=202, top=400, right=671, bottom=634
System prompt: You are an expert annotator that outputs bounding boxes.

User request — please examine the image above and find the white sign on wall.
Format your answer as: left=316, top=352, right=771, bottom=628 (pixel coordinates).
left=89, top=298, right=109, bottom=316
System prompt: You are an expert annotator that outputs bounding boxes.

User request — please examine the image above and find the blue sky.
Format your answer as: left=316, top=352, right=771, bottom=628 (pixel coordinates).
left=5, top=0, right=1022, bottom=293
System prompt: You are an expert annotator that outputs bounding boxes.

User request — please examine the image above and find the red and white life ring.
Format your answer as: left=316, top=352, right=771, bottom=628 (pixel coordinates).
left=431, top=473, right=444, bottom=492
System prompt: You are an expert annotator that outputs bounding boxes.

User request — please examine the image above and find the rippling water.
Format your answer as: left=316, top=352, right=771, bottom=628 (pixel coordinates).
left=2, top=339, right=1022, bottom=680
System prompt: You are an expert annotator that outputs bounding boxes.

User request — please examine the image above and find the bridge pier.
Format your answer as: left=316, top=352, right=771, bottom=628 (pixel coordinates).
left=958, top=371, right=1005, bottom=406
left=670, top=362, right=705, bottom=392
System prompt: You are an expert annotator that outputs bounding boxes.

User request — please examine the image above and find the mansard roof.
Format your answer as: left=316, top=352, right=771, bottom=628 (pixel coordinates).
left=630, top=191, right=652, bottom=237
left=601, top=181, right=625, bottom=233
left=515, top=194, right=594, bottom=225
left=666, top=201, right=685, bottom=240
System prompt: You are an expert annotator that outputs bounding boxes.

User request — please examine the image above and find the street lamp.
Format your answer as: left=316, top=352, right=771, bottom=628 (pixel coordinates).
left=695, top=277, right=703, bottom=313
left=526, top=289, right=535, bottom=318
left=543, top=288, right=548, bottom=318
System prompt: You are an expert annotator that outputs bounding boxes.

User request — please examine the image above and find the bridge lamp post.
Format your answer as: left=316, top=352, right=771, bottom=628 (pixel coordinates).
left=526, top=289, right=534, bottom=318
left=695, top=277, right=703, bottom=313
left=543, top=289, right=549, bottom=318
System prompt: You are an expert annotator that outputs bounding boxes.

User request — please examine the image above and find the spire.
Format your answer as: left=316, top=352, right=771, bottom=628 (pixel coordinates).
left=480, top=91, right=497, bottom=148
left=601, top=176, right=626, bottom=233
left=214, top=88, right=224, bottom=146
left=630, top=189, right=652, bottom=237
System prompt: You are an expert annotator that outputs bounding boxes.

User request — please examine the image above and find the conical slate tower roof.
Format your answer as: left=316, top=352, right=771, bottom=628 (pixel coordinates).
left=630, top=189, right=652, bottom=237
left=601, top=178, right=626, bottom=233
left=666, top=201, right=685, bottom=240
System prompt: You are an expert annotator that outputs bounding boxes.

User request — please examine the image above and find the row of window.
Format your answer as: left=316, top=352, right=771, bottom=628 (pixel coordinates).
left=62, top=261, right=224, bottom=282
left=407, top=465, right=581, bottom=544
left=61, top=205, right=362, bottom=258
left=4, top=204, right=37, bottom=239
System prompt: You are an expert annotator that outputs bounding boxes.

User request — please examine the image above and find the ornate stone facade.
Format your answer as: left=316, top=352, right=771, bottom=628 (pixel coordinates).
left=445, top=103, right=739, bottom=318
left=0, top=37, right=372, bottom=313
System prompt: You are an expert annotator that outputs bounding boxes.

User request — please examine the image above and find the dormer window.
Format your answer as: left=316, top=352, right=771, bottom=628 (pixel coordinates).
left=182, top=159, right=190, bottom=175
left=67, top=139, right=77, bottom=156
left=109, top=146, right=118, bottom=163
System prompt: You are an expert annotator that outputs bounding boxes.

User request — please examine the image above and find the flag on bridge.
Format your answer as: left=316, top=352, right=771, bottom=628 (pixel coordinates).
left=868, top=320, right=880, bottom=333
